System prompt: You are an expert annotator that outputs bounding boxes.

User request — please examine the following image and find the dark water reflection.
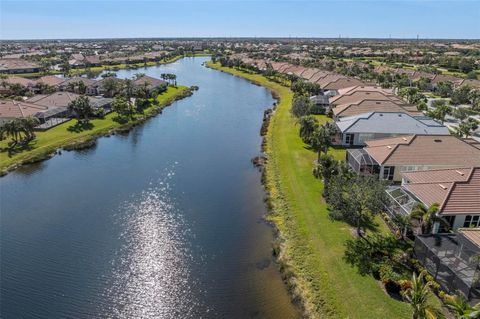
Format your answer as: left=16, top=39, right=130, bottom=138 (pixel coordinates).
left=0, top=57, right=299, bottom=318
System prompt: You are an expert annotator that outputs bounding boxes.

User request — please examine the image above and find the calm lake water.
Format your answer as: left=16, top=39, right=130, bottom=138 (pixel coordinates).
left=0, top=57, right=299, bottom=318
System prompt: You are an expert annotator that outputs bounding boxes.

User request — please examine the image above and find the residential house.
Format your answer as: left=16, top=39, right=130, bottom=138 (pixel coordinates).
left=330, top=90, right=404, bottom=108
left=0, top=76, right=37, bottom=94
left=60, top=77, right=98, bottom=95
left=36, top=75, right=65, bottom=90
left=334, top=112, right=449, bottom=146
left=386, top=167, right=480, bottom=232
left=27, top=92, right=112, bottom=115
left=0, top=100, right=48, bottom=124
left=332, top=99, right=422, bottom=119
left=431, top=74, right=465, bottom=90
left=346, top=135, right=480, bottom=182
left=133, top=75, right=167, bottom=92
left=0, top=59, right=42, bottom=74
left=68, top=54, right=86, bottom=68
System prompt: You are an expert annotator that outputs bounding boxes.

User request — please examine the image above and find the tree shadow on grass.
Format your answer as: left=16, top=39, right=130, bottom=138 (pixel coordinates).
left=1, top=139, right=37, bottom=157
left=326, top=206, right=382, bottom=233
left=67, top=121, right=94, bottom=133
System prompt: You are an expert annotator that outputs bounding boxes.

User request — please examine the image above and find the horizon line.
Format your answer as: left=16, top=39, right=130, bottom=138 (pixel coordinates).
left=2, top=36, right=480, bottom=41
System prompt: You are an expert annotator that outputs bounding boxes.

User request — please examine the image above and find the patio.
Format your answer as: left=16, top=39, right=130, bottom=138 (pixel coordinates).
left=415, top=233, right=480, bottom=301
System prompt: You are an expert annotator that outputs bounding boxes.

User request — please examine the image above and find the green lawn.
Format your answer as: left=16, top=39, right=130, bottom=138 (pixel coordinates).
left=0, top=86, right=190, bottom=172
left=14, top=53, right=211, bottom=78
left=207, top=62, right=410, bottom=318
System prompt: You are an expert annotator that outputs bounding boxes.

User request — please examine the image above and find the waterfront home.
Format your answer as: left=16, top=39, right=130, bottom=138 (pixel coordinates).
left=94, top=77, right=126, bottom=97
left=27, top=92, right=112, bottom=114
left=386, top=167, right=480, bottom=232
left=346, top=135, right=480, bottom=182
left=414, top=229, right=480, bottom=302
left=0, top=76, right=38, bottom=94
left=333, top=112, right=449, bottom=146
left=0, top=58, right=42, bottom=74
left=332, top=99, right=422, bottom=119
left=0, top=100, right=48, bottom=124
left=330, top=90, right=404, bottom=108
left=60, top=77, right=98, bottom=95
left=133, top=75, right=167, bottom=92
left=37, top=75, right=66, bottom=89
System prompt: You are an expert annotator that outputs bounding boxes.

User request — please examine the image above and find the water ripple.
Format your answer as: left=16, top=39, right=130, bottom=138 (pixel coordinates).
left=98, top=171, right=207, bottom=318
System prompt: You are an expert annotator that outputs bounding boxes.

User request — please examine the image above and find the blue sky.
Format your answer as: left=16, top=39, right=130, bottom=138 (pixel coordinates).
left=1, top=1, right=479, bottom=40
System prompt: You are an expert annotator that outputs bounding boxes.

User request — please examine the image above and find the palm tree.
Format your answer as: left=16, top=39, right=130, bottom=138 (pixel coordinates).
left=4, top=120, right=21, bottom=145
left=123, top=79, right=134, bottom=99
left=410, top=203, right=450, bottom=234
left=20, top=116, right=40, bottom=141
left=101, top=78, right=118, bottom=97
left=68, top=96, right=93, bottom=124
left=314, top=153, right=338, bottom=199
left=311, top=123, right=334, bottom=162
left=402, top=273, right=443, bottom=319
left=298, top=115, right=319, bottom=144
left=444, top=294, right=480, bottom=319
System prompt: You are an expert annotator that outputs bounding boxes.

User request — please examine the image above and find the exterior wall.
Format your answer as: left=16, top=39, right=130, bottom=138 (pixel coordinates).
left=383, top=164, right=465, bottom=183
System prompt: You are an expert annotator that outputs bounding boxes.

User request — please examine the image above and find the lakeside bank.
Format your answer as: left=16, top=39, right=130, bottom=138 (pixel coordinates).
left=0, top=86, right=192, bottom=174
left=14, top=53, right=211, bottom=78
left=206, top=61, right=411, bottom=318
left=1, top=56, right=299, bottom=319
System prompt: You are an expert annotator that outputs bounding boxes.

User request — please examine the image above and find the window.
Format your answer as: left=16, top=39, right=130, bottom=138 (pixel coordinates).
left=382, top=166, right=395, bottom=180
left=463, top=215, right=480, bottom=228
left=345, top=133, right=354, bottom=145
left=440, top=216, right=455, bottom=233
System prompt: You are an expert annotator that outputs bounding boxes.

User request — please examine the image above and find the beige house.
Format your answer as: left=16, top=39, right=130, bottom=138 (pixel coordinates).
left=347, top=135, right=480, bottom=182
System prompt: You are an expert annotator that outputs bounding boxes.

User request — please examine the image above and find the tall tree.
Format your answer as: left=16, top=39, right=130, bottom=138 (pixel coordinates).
left=328, top=174, right=388, bottom=236
left=68, top=96, right=94, bottom=124
left=298, top=115, right=319, bottom=144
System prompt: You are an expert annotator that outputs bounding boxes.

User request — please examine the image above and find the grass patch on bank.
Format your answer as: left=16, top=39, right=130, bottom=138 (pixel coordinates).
left=207, top=61, right=410, bottom=318
left=0, top=86, right=191, bottom=173
left=15, top=53, right=211, bottom=78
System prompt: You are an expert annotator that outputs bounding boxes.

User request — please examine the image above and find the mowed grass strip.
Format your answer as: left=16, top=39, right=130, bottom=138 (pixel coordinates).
left=0, top=86, right=190, bottom=172
left=207, top=62, right=410, bottom=319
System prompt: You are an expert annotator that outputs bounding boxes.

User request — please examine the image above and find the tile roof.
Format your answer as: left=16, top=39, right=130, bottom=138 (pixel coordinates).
left=333, top=99, right=422, bottom=118
left=37, top=75, right=65, bottom=87
left=0, top=100, right=47, bottom=119
left=403, top=167, right=480, bottom=215
left=365, top=135, right=480, bottom=167
left=0, top=59, right=41, bottom=72
left=330, top=90, right=403, bottom=106
left=459, top=228, right=480, bottom=248
left=1, top=76, right=36, bottom=87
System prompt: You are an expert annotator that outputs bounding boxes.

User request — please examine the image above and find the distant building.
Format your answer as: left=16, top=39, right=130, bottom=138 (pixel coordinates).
left=0, top=59, right=42, bottom=74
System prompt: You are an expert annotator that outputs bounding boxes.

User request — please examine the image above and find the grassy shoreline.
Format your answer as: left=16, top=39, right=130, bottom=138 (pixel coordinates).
left=0, top=86, right=192, bottom=175
left=13, top=53, right=210, bottom=78
left=207, top=61, right=410, bottom=318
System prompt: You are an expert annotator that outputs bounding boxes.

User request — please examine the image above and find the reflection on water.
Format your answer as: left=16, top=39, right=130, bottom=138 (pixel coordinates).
left=100, top=171, right=207, bottom=318
left=0, top=57, right=299, bottom=319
